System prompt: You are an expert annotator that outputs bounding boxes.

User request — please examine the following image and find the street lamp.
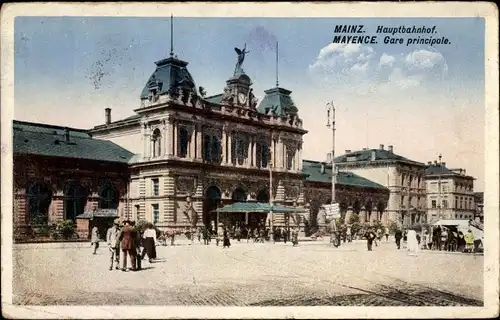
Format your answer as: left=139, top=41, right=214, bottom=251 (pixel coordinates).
left=326, top=101, right=337, bottom=231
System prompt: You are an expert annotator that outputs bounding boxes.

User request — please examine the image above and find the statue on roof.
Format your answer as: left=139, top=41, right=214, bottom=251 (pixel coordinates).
left=234, top=44, right=250, bottom=75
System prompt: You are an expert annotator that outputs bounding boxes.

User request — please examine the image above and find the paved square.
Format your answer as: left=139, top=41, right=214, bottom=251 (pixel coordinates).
left=13, top=239, right=483, bottom=306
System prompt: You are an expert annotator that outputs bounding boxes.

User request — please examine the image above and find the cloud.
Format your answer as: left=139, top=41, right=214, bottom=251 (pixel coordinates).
left=309, top=44, right=449, bottom=95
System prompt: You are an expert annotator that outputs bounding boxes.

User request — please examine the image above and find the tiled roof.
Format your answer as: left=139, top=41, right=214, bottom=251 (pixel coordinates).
left=334, top=148, right=425, bottom=166
left=140, top=57, right=197, bottom=100
left=424, top=164, right=457, bottom=176
left=216, top=202, right=303, bottom=213
left=302, top=160, right=388, bottom=190
left=257, top=87, right=298, bottom=116
left=14, top=121, right=134, bottom=163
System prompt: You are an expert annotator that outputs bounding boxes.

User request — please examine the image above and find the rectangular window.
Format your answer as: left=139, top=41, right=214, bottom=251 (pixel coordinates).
left=152, top=204, right=159, bottom=224
left=442, top=200, right=448, bottom=209
left=460, top=197, right=463, bottom=209
left=152, top=179, right=159, bottom=196
left=455, top=198, right=458, bottom=209
left=431, top=200, right=437, bottom=209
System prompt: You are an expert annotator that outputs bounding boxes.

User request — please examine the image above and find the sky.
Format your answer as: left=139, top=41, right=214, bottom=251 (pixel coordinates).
left=14, top=17, right=485, bottom=190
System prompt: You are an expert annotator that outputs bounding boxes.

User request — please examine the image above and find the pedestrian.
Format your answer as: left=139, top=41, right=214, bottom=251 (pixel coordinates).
left=394, top=228, right=403, bottom=249
left=364, top=228, right=376, bottom=251
left=282, top=228, right=288, bottom=244
left=440, top=228, right=448, bottom=251
left=118, top=220, right=137, bottom=272
left=170, top=229, right=176, bottom=246
left=457, top=231, right=466, bottom=252
left=131, top=221, right=142, bottom=271
left=197, top=228, right=202, bottom=243
left=292, top=228, right=299, bottom=246
left=385, top=226, right=389, bottom=242
left=106, top=220, right=121, bottom=270
left=346, top=225, right=352, bottom=242
left=91, top=225, right=100, bottom=255
left=203, top=226, right=210, bottom=245
left=407, top=228, right=419, bottom=256
left=141, top=222, right=157, bottom=263
left=222, top=228, right=231, bottom=248
left=426, top=230, right=433, bottom=250
left=464, top=229, right=475, bottom=253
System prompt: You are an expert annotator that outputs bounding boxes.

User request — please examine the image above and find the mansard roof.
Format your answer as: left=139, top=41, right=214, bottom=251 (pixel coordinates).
left=140, top=57, right=197, bottom=100
left=13, top=120, right=134, bottom=164
left=425, top=163, right=474, bottom=179
left=334, top=148, right=425, bottom=166
left=257, top=87, right=298, bottom=117
left=302, top=160, right=388, bottom=190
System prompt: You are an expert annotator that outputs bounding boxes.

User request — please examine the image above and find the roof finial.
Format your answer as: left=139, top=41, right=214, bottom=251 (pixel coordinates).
left=438, top=153, right=442, bottom=164
left=170, top=14, right=174, bottom=57
left=275, top=41, right=279, bottom=87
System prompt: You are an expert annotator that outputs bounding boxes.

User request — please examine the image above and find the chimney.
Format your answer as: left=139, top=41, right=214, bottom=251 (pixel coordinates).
left=320, top=163, right=325, bottom=174
left=371, top=150, right=376, bottom=161
left=434, top=160, right=438, bottom=165
left=105, top=108, right=111, bottom=125
left=379, top=144, right=384, bottom=150
left=463, top=169, right=466, bottom=175
left=64, top=127, right=70, bottom=143
left=345, top=149, right=351, bottom=154
left=388, top=145, right=393, bottom=153
left=427, top=161, right=432, bottom=165
left=442, top=162, right=446, bottom=167
left=326, top=152, right=332, bottom=163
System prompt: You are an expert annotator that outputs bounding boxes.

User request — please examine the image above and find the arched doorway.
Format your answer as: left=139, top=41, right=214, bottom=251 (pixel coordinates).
left=203, top=186, right=221, bottom=230
left=64, top=183, right=88, bottom=222
left=27, top=181, right=53, bottom=224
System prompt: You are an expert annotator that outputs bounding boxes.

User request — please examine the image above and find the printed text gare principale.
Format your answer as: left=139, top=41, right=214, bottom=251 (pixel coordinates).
left=332, top=25, right=451, bottom=46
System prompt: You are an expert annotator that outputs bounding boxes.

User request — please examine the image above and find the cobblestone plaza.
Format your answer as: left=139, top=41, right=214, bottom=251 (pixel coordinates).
left=13, top=239, right=483, bottom=306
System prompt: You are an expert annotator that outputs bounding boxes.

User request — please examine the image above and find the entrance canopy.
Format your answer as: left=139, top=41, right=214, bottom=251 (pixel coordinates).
left=214, top=202, right=303, bottom=213
left=76, top=209, right=118, bottom=219
left=433, top=219, right=483, bottom=239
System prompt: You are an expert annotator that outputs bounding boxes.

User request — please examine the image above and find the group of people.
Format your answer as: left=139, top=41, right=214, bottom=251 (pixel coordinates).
left=91, top=220, right=159, bottom=271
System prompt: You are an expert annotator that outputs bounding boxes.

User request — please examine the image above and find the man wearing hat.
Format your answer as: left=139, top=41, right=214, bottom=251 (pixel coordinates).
left=118, top=220, right=137, bottom=271
left=106, top=219, right=121, bottom=270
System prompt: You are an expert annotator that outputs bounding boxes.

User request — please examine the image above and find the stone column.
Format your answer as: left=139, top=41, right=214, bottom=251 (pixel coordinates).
left=173, top=121, right=178, bottom=157
left=196, top=123, right=203, bottom=160
left=252, top=136, right=257, bottom=168
left=142, top=122, right=148, bottom=159
left=167, top=118, right=174, bottom=156
left=221, top=126, right=227, bottom=164
left=189, top=125, right=196, bottom=160
left=246, top=136, right=252, bottom=168
left=227, top=131, right=233, bottom=165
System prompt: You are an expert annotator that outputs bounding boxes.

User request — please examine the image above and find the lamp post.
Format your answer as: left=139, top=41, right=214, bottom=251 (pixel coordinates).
left=326, top=101, right=337, bottom=231
left=437, top=154, right=442, bottom=221
left=269, top=146, right=275, bottom=243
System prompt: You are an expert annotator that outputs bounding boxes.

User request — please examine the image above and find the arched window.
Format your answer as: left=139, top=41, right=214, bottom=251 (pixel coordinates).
left=179, top=127, right=189, bottom=158
left=210, top=136, right=220, bottom=163
left=152, top=128, right=161, bottom=158
left=64, top=183, right=87, bottom=222
left=27, top=181, right=53, bottom=222
left=256, top=189, right=270, bottom=203
left=286, top=147, right=295, bottom=170
left=231, top=134, right=248, bottom=166
left=232, top=188, right=247, bottom=203
left=99, top=182, right=118, bottom=209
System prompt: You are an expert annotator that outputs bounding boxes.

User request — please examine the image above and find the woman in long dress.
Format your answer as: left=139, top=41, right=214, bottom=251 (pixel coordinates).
left=406, top=229, right=419, bottom=256
left=91, top=226, right=100, bottom=254
left=141, top=223, right=157, bottom=263
left=222, top=228, right=231, bottom=248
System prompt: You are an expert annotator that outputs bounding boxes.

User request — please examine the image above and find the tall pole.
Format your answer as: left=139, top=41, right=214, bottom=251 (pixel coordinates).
left=269, top=145, right=274, bottom=242
left=437, top=154, right=442, bottom=220
left=170, top=14, right=174, bottom=57
left=326, top=102, right=337, bottom=231
left=275, top=41, right=279, bottom=87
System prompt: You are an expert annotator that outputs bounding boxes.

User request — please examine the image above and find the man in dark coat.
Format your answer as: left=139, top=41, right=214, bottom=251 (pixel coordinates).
left=131, top=221, right=142, bottom=271
left=118, top=220, right=137, bottom=271
left=394, top=229, right=403, bottom=249
left=364, top=228, right=376, bottom=251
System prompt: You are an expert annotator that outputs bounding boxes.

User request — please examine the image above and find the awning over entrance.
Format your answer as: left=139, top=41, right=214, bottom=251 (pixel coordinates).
left=76, top=209, right=119, bottom=219
left=214, top=202, right=303, bottom=213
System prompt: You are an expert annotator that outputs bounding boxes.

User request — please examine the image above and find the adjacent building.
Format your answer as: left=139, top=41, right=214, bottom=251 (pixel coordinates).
left=424, top=160, right=476, bottom=223
left=474, top=192, right=484, bottom=223
left=334, top=145, right=427, bottom=227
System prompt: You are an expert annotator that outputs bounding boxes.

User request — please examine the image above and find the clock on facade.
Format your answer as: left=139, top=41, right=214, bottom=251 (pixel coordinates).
left=238, top=93, right=247, bottom=104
